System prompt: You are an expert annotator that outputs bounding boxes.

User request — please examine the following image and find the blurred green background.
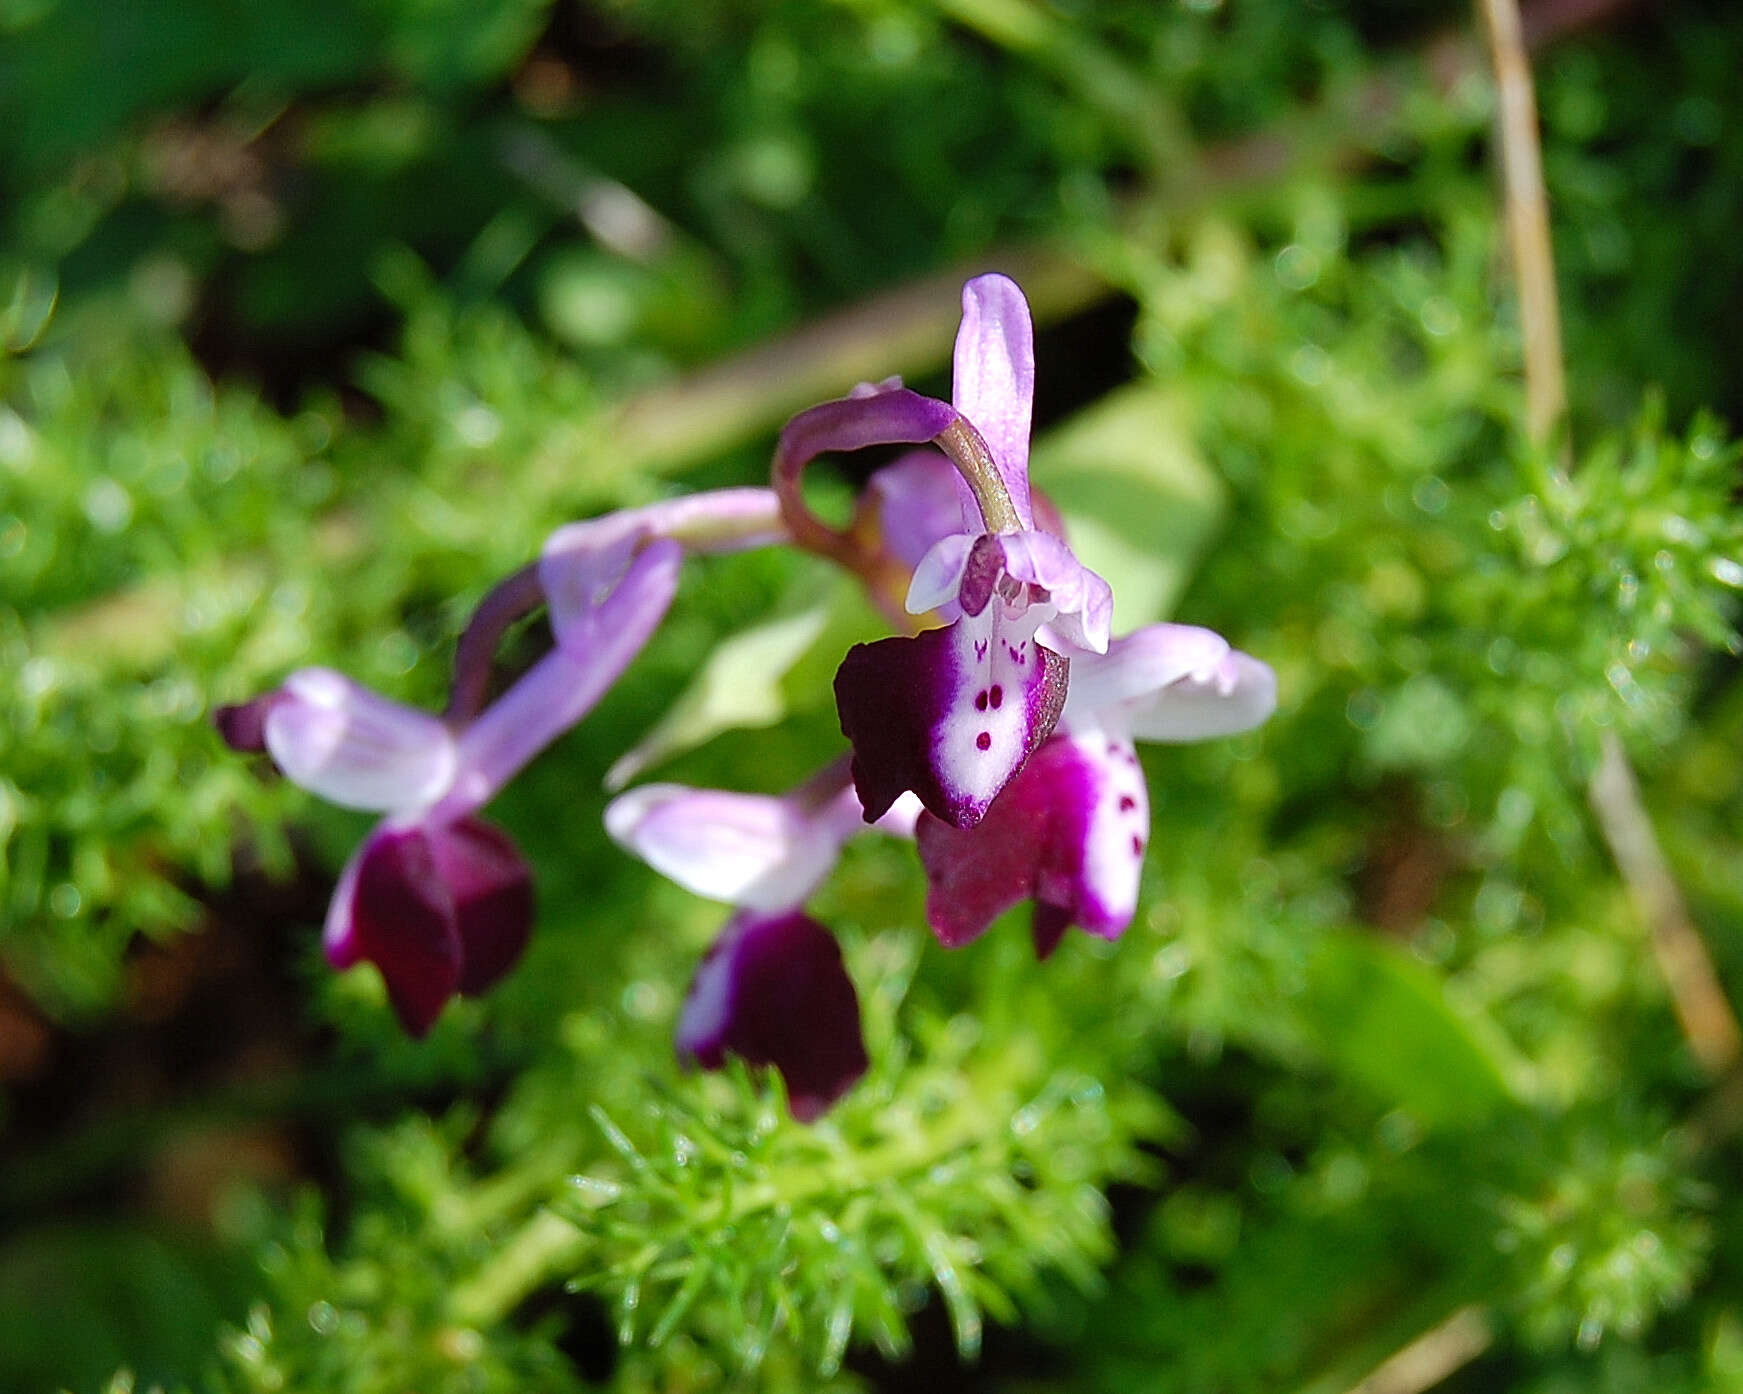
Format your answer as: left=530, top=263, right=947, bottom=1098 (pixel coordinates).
left=4, top=1, right=1743, bottom=1391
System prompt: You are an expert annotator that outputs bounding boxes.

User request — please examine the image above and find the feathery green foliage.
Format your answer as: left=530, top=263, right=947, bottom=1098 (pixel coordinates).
left=4, top=2, right=1743, bottom=1393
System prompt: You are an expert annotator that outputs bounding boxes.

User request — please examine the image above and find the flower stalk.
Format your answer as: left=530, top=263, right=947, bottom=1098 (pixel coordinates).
left=445, top=563, right=545, bottom=725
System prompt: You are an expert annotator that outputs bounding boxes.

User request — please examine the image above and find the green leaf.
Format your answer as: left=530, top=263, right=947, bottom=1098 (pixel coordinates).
left=606, top=575, right=885, bottom=789
left=1301, top=931, right=1518, bottom=1128
left=1028, top=383, right=1227, bottom=628
left=0, top=1222, right=246, bottom=1394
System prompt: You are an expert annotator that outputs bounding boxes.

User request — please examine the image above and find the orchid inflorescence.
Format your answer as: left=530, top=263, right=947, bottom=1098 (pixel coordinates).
left=218, top=274, right=1276, bottom=1121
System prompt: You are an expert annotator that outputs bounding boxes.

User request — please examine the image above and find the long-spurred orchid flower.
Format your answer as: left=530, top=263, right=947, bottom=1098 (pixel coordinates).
left=773, top=274, right=1112, bottom=832
left=219, top=538, right=681, bottom=1034
left=218, top=489, right=785, bottom=1036
left=605, top=763, right=919, bottom=1120
left=914, top=624, right=1277, bottom=958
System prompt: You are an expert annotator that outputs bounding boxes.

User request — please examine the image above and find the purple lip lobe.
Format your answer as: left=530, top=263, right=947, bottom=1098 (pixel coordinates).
left=835, top=624, right=1068, bottom=829
left=677, top=911, right=869, bottom=1123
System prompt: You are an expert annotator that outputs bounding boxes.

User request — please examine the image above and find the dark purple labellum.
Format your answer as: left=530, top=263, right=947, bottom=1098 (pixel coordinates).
left=677, top=911, right=869, bottom=1123
left=345, top=826, right=464, bottom=1037
left=213, top=692, right=286, bottom=753
left=434, top=818, right=535, bottom=997
left=834, top=628, right=1067, bottom=828
left=331, top=817, right=535, bottom=1036
left=914, top=732, right=1144, bottom=954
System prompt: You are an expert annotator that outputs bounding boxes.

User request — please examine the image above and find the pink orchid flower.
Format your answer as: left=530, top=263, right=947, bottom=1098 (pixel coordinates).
left=775, top=274, right=1113, bottom=830
left=915, top=624, right=1277, bottom=956
left=219, top=490, right=783, bottom=1034
left=605, top=764, right=919, bottom=1119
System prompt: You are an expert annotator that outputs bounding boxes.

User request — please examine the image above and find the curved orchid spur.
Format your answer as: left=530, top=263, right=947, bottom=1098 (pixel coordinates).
left=914, top=624, right=1277, bottom=958
left=605, top=763, right=921, bottom=1120
left=217, top=489, right=785, bottom=1036
left=774, top=273, right=1113, bottom=832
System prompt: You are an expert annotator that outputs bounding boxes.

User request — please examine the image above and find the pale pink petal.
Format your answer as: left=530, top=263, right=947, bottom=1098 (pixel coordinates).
left=605, top=781, right=863, bottom=912
left=1125, top=649, right=1278, bottom=742
left=871, top=791, right=924, bottom=839
left=1061, top=624, right=1231, bottom=721
left=262, top=668, right=457, bottom=814
left=952, top=273, right=1035, bottom=527
left=905, top=532, right=976, bottom=615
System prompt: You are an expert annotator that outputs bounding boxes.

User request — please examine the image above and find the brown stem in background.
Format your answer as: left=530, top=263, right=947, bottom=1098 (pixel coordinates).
left=1479, top=0, right=1742, bottom=1075
left=1589, top=738, right=1743, bottom=1074
left=1341, top=1306, right=1494, bottom=1394
left=1478, top=0, right=1570, bottom=454
left=608, top=248, right=1104, bottom=482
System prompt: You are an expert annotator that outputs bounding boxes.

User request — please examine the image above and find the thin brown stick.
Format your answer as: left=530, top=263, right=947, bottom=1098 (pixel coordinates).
left=1342, top=1306, right=1493, bottom=1394
left=1478, top=0, right=1568, bottom=451
left=1589, top=735, right=1743, bottom=1074
left=1476, top=0, right=1743, bottom=1077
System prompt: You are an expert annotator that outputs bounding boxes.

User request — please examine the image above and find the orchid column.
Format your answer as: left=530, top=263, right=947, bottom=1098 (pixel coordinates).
left=775, top=274, right=1113, bottom=828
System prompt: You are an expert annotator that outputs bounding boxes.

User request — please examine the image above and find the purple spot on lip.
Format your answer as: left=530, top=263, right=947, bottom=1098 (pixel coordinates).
left=1118, top=795, right=1136, bottom=812
left=1131, top=835, right=1144, bottom=856
left=976, top=731, right=992, bottom=750
left=989, top=685, right=1003, bottom=708
left=974, top=690, right=989, bottom=711
left=975, top=639, right=989, bottom=662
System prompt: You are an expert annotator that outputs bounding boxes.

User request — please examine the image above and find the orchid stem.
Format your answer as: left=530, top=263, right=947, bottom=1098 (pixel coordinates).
left=447, top=1087, right=1022, bottom=1331
left=445, top=563, right=546, bottom=725
left=446, top=1209, right=589, bottom=1330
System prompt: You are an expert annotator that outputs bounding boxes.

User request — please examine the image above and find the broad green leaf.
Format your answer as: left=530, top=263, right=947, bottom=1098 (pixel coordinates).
left=607, top=606, right=827, bottom=790
left=605, top=575, right=886, bottom=790
left=1301, top=931, right=1518, bottom=1128
left=1029, top=383, right=1227, bottom=629
left=0, top=1222, right=247, bottom=1394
